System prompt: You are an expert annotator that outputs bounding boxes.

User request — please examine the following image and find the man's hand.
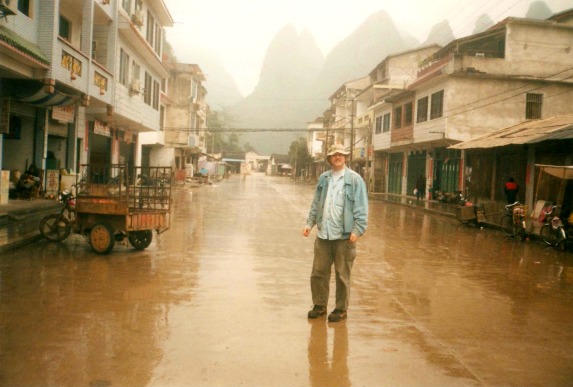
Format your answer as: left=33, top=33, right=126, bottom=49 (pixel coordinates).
left=349, top=233, right=359, bottom=243
left=302, top=226, right=311, bottom=237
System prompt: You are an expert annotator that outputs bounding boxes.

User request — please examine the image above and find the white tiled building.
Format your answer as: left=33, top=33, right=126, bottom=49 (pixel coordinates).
left=0, top=0, right=172, bottom=198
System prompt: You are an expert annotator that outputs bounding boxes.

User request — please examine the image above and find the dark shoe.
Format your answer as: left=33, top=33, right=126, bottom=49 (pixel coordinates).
left=307, top=305, right=326, bottom=318
left=328, top=309, right=347, bottom=322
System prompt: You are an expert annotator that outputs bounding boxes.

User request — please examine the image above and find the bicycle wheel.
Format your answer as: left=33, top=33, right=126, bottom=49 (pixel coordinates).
left=540, top=225, right=557, bottom=246
left=500, top=215, right=514, bottom=237
left=39, top=214, right=71, bottom=242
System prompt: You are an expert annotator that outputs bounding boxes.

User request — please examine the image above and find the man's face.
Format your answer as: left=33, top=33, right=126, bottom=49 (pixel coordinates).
left=329, top=153, right=347, bottom=171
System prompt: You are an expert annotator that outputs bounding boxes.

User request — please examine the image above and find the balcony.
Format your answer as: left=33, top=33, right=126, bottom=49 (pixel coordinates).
left=54, top=38, right=89, bottom=92
left=117, top=9, right=169, bottom=78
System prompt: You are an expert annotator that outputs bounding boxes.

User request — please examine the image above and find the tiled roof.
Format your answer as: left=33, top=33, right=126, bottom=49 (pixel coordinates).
left=0, top=25, right=50, bottom=66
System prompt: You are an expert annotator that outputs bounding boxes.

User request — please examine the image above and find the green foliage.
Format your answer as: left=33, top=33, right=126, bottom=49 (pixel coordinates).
left=288, top=137, right=312, bottom=177
left=206, top=109, right=243, bottom=153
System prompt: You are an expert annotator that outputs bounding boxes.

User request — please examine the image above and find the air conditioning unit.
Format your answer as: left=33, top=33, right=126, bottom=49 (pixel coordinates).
left=132, top=9, right=143, bottom=26
left=0, top=0, right=18, bottom=15
left=130, top=78, right=141, bottom=95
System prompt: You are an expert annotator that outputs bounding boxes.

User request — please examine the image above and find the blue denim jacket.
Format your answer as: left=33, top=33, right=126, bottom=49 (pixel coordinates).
left=306, top=168, right=368, bottom=239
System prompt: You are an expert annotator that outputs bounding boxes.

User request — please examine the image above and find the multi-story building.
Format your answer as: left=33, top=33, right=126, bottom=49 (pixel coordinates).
left=366, top=11, right=573, bottom=204
left=142, top=62, right=208, bottom=175
left=0, top=0, right=172, bottom=199
left=365, top=45, right=441, bottom=193
left=324, top=77, right=370, bottom=170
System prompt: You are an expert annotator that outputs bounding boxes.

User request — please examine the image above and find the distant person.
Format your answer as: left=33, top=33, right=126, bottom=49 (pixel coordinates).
left=504, top=177, right=519, bottom=204
left=415, top=175, right=426, bottom=201
left=19, top=164, right=40, bottom=189
left=302, top=144, right=368, bottom=323
left=240, top=162, right=249, bottom=181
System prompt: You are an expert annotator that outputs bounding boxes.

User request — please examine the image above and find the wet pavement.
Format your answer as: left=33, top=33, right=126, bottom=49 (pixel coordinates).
left=1, top=173, right=572, bottom=387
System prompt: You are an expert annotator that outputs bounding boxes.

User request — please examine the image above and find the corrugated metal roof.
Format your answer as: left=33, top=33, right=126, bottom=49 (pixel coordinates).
left=450, top=115, right=573, bottom=150
left=536, top=164, right=573, bottom=180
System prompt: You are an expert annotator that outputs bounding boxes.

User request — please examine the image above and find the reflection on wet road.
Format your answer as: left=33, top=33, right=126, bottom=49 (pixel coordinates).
left=1, top=173, right=572, bottom=386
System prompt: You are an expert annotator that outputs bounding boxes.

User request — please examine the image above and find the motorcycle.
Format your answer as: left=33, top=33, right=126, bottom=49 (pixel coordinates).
left=38, top=186, right=76, bottom=242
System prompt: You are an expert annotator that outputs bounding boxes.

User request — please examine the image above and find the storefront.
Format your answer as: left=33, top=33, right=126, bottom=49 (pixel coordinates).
left=88, top=120, right=112, bottom=165
left=388, top=152, right=403, bottom=194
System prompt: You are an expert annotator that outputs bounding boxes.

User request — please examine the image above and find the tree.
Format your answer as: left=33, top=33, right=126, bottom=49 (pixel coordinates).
left=288, top=137, right=312, bottom=178
left=206, top=109, right=243, bottom=154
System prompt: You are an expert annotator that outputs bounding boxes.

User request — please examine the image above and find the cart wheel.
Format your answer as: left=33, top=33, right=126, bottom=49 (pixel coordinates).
left=128, top=230, right=153, bottom=250
left=89, top=223, right=115, bottom=254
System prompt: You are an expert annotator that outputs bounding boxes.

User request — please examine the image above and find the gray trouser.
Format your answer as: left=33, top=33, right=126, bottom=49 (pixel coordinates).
left=311, top=238, right=356, bottom=310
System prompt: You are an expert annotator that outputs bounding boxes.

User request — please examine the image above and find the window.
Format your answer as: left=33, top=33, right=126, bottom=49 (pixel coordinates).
left=144, top=72, right=152, bottom=105
left=59, top=15, right=71, bottom=41
left=132, top=60, right=140, bottom=81
left=404, top=102, right=413, bottom=126
left=152, top=80, right=160, bottom=110
left=383, top=113, right=390, bottom=132
left=526, top=93, right=542, bottom=119
left=190, top=80, right=198, bottom=100
left=375, top=116, right=382, bottom=134
left=122, top=0, right=131, bottom=12
left=154, top=24, right=162, bottom=55
left=119, top=49, right=129, bottom=86
left=18, top=0, right=30, bottom=16
left=416, top=96, right=428, bottom=123
left=430, top=90, right=444, bottom=120
left=146, top=11, right=155, bottom=47
left=394, top=106, right=403, bottom=129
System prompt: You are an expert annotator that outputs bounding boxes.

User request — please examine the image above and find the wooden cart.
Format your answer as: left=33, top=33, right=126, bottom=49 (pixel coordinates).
left=75, top=164, right=172, bottom=254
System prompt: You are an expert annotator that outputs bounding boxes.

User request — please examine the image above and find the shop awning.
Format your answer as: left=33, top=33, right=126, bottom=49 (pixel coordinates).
left=1, top=79, right=78, bottom=107
left=536, top=165, right=573, bottom=180
left=18, top=87, right=76, bottom=107
left=450, top=115, right=573, bottom=150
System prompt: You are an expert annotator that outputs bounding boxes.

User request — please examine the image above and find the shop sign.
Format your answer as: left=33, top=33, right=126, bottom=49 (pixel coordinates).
left=61, top=51, right=82, bottom=78
left=46, top=170, right=60, bottom=196
left=52, top=106, right=75, bottom=123
left=94, top=119, right=111, bottom=137
left=0, top=170, right=9, bottom=204
left=94, top=71, right=108, bottom=94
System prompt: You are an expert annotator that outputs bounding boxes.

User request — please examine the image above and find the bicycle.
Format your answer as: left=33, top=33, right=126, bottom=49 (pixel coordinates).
left=500, top=202, right=528, bottom=241
left=39, top=185, right=76, bottom=242
left=539, top=205, right=567, bottom=251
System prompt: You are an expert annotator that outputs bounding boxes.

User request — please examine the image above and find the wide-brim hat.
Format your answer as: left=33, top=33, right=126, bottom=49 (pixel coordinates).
left=326, top=144, right=350, bottom=158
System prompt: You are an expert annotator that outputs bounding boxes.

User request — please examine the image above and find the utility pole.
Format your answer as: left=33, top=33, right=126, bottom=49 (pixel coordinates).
left=348, top=94, right=356, bottom=166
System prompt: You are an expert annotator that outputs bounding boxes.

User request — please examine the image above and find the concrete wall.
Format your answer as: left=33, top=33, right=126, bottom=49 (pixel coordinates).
left=372, top=105, right=392, bottom=150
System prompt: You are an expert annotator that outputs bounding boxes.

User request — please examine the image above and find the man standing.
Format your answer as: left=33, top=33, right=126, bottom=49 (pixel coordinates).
left=504, top=177, right=519, bottom=204
left=302, top=144, right=368, bottom=322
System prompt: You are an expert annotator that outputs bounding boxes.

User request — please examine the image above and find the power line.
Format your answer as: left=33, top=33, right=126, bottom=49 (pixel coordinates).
left=447, top=65, right=573, bottom=115
left=162, top=127, right=348, bottom=133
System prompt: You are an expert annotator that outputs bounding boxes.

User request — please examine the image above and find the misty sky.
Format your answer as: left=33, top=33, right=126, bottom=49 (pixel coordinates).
left=163, top=0, right=572, bottom=96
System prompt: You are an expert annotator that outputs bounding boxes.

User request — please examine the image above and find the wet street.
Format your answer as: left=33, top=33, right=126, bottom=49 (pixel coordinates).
left=1, top=172, right=573, bottom=387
